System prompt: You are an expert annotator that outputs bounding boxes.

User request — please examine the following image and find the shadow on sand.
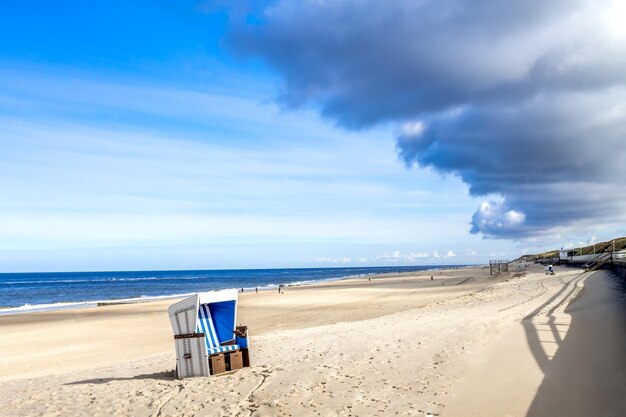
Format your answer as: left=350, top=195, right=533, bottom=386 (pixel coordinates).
left=523, top=270, right=626, bottom=417
left=65, top=369, right=176, bottom=385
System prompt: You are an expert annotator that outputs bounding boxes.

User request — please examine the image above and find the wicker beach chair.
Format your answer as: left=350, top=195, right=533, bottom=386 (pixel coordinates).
left=168, top=289, right=250, bottom=378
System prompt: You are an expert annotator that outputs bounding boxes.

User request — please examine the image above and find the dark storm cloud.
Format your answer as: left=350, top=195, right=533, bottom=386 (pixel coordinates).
left=224, top=0, right=626, bottom=238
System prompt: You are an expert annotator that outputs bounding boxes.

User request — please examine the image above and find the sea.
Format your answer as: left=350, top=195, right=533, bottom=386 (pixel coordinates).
left=0, top=265, right=465, bottom=315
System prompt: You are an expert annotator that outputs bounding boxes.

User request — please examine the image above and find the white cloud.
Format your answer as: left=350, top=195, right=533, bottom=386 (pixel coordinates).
left=400, top=121, right=426, bottom=137
left=471, top=199, right=526, bottom=235
left=315, top=257, right=351, bottom=264
left=376, top=249, right=459, bottom=261
left=407, top=252, right=431, bottom=259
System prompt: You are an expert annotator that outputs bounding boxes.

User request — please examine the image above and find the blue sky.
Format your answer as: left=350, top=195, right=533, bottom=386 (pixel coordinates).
left=1, top=1, right=623, bottom=272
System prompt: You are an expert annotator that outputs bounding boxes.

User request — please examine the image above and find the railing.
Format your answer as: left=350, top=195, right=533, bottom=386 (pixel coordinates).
left=582, top=252, right=612, bottom=272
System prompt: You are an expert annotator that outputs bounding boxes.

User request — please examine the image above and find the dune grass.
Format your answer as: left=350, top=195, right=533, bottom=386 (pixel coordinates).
left=522, top=236, right=626, bottom=261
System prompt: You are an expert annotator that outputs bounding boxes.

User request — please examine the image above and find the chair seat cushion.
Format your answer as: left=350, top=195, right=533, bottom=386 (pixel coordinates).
left=207, top=344, right=239, bottom=355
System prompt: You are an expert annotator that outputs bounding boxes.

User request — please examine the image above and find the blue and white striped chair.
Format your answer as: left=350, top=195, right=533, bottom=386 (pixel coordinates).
left=197, top=303, right=240, bottom=355
left=169, top=289, right=250, bottom=378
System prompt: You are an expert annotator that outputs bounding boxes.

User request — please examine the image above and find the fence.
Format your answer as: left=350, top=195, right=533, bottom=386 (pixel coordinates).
left=489, top=260, right=509, bottom=275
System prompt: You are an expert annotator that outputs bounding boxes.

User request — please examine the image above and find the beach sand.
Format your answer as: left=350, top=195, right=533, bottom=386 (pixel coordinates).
left=0, top=264, right=624, bottom=416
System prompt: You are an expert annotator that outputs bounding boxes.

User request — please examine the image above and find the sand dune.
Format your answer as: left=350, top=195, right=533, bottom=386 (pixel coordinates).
left=0, top=265, right=624, bottom=416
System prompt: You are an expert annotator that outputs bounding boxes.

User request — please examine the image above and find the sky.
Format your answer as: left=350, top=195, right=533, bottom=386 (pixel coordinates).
left=1, top=1, right=624, bottom=272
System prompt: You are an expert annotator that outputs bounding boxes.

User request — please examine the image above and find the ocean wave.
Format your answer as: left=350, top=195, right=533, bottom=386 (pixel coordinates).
left=0, top=276, right=209, bottom=285
left=0, top=271, right=367, bottom=287
left=0, top=301, right=98, bottom=315
left=0, top=292, right=196, bottom=316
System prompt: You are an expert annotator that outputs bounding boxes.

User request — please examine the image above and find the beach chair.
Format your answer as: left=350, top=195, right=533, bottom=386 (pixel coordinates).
left=168, top=289, right=250, bottom=378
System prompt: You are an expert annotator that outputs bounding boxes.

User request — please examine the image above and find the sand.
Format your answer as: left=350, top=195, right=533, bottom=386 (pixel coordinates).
left=0, top=264, right=624, bottom=416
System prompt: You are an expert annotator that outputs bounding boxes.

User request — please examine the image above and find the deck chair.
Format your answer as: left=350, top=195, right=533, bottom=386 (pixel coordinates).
left=168, top=289, right=250, bottom=378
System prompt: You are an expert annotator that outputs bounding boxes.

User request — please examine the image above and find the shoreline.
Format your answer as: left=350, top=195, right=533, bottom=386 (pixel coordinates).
left=0, top=263, right=477, bottom=316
